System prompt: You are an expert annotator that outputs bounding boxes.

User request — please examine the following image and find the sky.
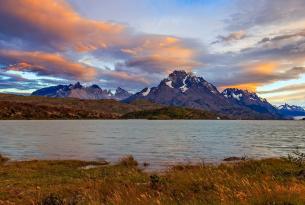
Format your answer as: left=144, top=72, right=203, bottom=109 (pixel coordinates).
left=0, top=0, right=305, bottom=106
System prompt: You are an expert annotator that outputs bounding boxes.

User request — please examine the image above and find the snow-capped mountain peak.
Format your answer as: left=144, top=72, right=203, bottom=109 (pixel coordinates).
left=222, top=88, right=263, bottom=102
left=277, top=103, right=305, bottom=117
left=159, top=70, right=219, bottom=94
left=221, top=88, right=279, bottom=116
left=278, top=103, right=305, bottom=112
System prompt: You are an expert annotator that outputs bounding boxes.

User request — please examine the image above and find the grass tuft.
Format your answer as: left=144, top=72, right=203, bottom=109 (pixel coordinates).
left=118, top=155, right=138, bottom=167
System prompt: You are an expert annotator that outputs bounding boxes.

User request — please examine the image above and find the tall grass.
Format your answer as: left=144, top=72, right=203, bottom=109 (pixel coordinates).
left=1, top=157, right=305, bottom=204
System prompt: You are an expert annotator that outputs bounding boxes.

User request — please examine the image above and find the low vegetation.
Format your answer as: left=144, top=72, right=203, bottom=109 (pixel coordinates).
left=0, top=94, right=162, bottom=120
left=1, top=155, right=305, bottom=204
left=121, top=107, right=224, bottom=120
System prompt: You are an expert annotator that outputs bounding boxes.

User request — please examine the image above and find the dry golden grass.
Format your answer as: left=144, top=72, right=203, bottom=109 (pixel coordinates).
left=1, top=157, right=305, bottom=204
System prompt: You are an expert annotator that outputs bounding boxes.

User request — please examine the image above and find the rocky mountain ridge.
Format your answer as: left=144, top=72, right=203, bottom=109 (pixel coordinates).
left=277, top=103, right=305, bottom=117
left=124, top=70, right=281, bottom=119
left=32, top=82, right=132, bottom=100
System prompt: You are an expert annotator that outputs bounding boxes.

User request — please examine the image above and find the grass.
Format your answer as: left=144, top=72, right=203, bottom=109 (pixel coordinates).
left=1, top=156, right=305, bottom=204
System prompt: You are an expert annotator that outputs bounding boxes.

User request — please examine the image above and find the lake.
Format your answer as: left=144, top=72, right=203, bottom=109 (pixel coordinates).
left=0, top=120, right=304, bottom=170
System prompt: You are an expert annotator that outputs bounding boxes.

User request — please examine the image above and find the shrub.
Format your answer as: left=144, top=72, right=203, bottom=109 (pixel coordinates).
left=41, top=194, right=63, bottom=205
left=288, top=149, right=305, bottom=166
left=150, top=174, right=160, bottom=189
left=118, top=155, right=138, bottom=167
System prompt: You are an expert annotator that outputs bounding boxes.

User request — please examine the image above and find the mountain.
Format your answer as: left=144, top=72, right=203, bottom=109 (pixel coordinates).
left=222, top=88, right=279, bottom=116
left=114, top=87, right=133, bottom=100
left=125, top=70, right=281, bottom=119
left=31, top=82, right=132, bottom=100
left=278, top=103, right=305, bottom=117
left=125, top=70, right=229, bottom=110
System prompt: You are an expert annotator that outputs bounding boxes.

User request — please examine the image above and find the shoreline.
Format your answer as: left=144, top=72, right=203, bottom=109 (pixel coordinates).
left=1, top=154, right=305, bottom=204
left=0, top=153, right=285, bottom=171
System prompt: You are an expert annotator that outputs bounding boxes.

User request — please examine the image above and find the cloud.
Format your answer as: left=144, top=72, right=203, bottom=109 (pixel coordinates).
left=202, top=24, right=305, bottom=92
left=0, top=0, right=125, bottom=52
left=0, top=50, right=97, bottom=81
left=0, top=70, right=60, bottom=91
left=115, top=36, right=202, bottom=74
left=212, top=31, right=247, bottom=44
left=203, top=57, right=305, bottom=92
left=225, top=0, right=305, bottom=31
left=258, top=83, right=305, bottom=95
left=265, top=91, right=305, bottom=103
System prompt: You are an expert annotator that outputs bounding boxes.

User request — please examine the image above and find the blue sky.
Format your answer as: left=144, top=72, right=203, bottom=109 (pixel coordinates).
left=0, top=0, right=305, bottom=106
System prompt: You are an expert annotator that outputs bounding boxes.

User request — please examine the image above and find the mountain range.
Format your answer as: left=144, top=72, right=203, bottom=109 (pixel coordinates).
left=277, top=103, right=305, bottom=117
left=32, top=82, right=132, bottom=101
left=31, top=70, right=305, bottom=119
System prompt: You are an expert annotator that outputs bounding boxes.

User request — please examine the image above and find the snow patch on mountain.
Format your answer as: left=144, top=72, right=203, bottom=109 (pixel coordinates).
left=142, top=88, right=151, bottom=96
left=180, top=76, right=189, bottom=93
left=232, top=93, right=242, bottom=101
left=165, top=80, right=174, bottom=88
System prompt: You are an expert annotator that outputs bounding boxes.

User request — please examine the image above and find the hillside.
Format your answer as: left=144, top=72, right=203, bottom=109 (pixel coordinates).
left=0, top=101, right=118, bottom=120
left=0, top=94, right=161, bottom=120
left=121, top=107, right=224, bottom=120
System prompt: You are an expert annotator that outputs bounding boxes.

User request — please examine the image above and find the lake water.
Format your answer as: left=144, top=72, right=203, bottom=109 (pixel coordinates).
left=0, top=120, right=304, bottom=170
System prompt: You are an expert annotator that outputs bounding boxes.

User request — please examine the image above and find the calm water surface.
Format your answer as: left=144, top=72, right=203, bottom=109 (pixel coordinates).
left=0, top=120, right=304, bottom=169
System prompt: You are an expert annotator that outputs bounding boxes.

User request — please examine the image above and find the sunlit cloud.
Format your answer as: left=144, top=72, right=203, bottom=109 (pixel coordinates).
left=258, top=83, right=305, bottom=95
left=212, top=31, right=247, bottom=44
left=0, top=0, right=125, bottom=52
left=0, top=50, right=97, bottom=81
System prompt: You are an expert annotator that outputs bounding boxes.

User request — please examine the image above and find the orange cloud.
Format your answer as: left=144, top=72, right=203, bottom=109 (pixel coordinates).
left=0, top=50, right=97, bottom=80
left=219, top=61, right=299, bottom=91
left=250, top=62, right=278, bottom=75
left=0, top=0, right=125, bottom=52
left=120, top=36, right=200, bottom=73
left=220, top=83, right=260, bottom=92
